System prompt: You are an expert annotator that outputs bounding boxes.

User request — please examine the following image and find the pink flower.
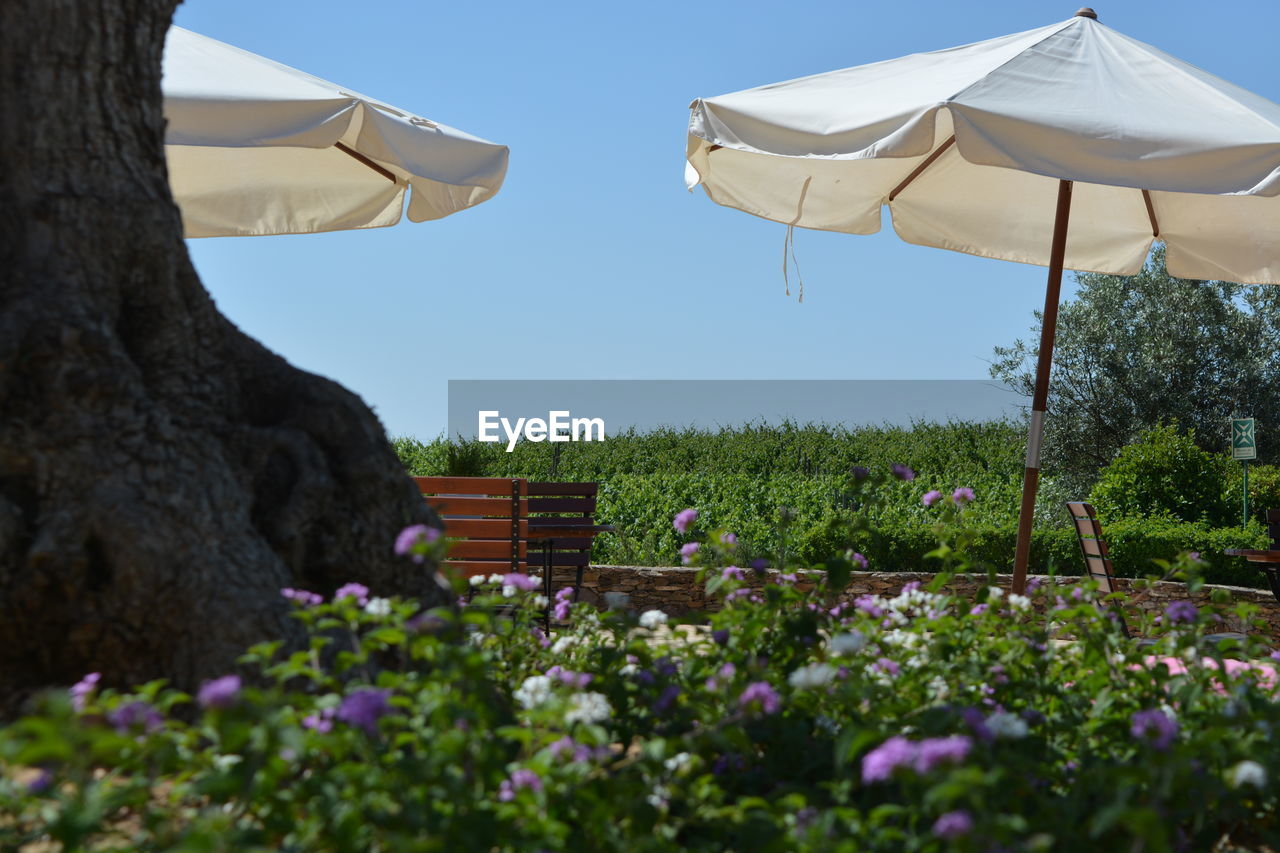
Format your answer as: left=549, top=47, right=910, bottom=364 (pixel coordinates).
left=922, top=490, right=943, bottom=507
left=281, top=588, right=323, bottom=607
left=738, top=681, right=780, bottom=715
left=719, top=532, right=737, bottom=545
left=197, top=675, right=241, bottom=710
left=952, top=487, right=975, bottom=505
left=861, top=735, right=915, bottom=782
left=680, top=542, right=700, bottom=564
left=933, top=810, right=973, bottom=839
left=334, top=583, right=370, bottom=606
left=504, top=573, right=540, bottom=592
left=69, top=672, right=101, bottom=712
left=851, top=552, right=868, bottom=570
left=673, top=508, right=698, bottom=534
left=721, top=565, right=745, bottom=581
left=394, top=524, right=441, bottom=563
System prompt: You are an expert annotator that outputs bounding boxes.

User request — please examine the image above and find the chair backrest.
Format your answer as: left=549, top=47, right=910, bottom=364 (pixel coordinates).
left=526, top=481, right=600, bottom=574
left=1066, top=501, right=1130, bottom=638
left=415, top=476, right=527, bottom=578
left=1268, top=508, right=1280, bottom=549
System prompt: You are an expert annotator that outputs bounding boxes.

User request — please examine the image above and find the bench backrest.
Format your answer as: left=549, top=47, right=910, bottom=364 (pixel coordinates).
left=415, top=476, right=527, bottom=578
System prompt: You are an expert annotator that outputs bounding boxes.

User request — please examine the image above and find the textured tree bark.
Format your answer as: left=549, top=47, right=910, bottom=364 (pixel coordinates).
left=0, top=1, right=448, bottom=706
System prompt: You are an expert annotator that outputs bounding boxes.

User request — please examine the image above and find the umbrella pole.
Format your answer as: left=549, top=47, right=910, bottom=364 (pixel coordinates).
left=1011, top=179, right=1073, bottom=594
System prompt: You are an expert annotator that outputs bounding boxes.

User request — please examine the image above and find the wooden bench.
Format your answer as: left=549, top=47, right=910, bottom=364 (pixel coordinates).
left=415, top=476, right=527, bottom=579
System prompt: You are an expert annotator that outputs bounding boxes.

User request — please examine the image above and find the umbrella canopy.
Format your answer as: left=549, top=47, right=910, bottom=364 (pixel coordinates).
left=685, top=9, right=1280, bottom=591
left=686, top=10, right=1280, bottom=285
left=163, top=26, right=509, bottom=238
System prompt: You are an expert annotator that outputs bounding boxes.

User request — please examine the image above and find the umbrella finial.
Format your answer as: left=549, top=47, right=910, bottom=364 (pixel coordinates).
left=1074, top=7, right=1098, bottom=18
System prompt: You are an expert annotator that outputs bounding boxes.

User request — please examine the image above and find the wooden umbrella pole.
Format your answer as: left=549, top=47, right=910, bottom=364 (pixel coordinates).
left=1011, top=179, right=1073, bottom=594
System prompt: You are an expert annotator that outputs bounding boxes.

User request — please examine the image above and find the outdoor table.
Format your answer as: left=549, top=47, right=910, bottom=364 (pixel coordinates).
left=527, top=523, right=615, bottom=627
left=1223, top=549, right=1280, bottom=602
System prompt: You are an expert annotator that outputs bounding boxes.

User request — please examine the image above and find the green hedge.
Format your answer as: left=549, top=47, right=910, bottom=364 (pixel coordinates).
left=393, top=424, right=1272, bottom=588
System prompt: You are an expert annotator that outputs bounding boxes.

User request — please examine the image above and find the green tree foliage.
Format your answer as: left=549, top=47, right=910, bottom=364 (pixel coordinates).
left=990, top=247, right=1280, bottom=491
left=1088, top=425, right=1232, bottom=525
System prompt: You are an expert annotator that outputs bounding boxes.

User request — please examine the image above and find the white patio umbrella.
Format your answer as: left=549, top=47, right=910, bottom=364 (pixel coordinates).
left=685, top=8, right=1280, bottom=592
left=163, top=26, right=508, bottom=238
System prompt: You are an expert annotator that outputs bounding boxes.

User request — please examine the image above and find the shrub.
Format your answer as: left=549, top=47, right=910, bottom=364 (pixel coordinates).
left=1090, top=424, right=1233, bottom=525
left=3, top=470, right=1279, bottom=850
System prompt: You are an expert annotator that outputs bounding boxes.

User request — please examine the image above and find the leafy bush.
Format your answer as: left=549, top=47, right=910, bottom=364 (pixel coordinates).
left=1090, top=424, right=1233, bottom=526
left=3, top=473, right=1279, bottom=850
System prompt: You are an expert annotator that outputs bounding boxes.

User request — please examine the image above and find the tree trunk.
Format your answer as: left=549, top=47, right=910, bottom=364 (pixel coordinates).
left=0, top=1, right=449, bottom=705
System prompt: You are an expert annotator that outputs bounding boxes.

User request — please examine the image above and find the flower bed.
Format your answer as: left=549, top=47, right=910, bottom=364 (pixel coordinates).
left=3, top=471, right=1280, bottom=849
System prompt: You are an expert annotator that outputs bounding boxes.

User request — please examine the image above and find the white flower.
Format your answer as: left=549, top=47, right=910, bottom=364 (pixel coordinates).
left=1007, top=593, right=1032, bottom=611
left=985, top=711, right=1028, bottom=740
left=502, top=585, right=517, bottom=598
left=1228, top=760, right=1267, bottom=789
left=212, top=754, right=242, bottom=771
left=565, top=691, right=612, bottom=725
left=532, top=595, right=549, bottom=609
left=815, top=715, right=839, bottom=734
left=646, top=784, right=671, bottom=810
left=664, top=752, right=692, bottom=773
left=618, top=663, right=638, bottom=676
left=828, top=632, right=867, bottom=655
left=469, top=575, right=486, bottom=588
left=487, top=573, right=505, bottom=585
left=551, top=635, right=580, bottom=655
left=639, top=609, right=668, bottom=630
left=927, top=676, right=950, bottom=700
left=514, top=675, right=554, bottom=710
left=987, top=586, right=1004, bottom=600
left=789, top=663, right=838, bottom=690
left=364, top=597, right=392, bottom=617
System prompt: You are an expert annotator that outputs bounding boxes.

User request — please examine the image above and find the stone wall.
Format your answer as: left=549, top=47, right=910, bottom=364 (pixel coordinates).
left=573, top=565, right=1280, bottom=638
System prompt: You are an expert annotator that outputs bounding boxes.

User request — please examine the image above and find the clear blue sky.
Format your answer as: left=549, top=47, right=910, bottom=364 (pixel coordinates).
left=172, top=0, right=1280, bottom=439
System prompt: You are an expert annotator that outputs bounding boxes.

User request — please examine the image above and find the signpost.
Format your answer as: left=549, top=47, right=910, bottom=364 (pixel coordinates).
left=1233, top=418, right=1257, bottom=524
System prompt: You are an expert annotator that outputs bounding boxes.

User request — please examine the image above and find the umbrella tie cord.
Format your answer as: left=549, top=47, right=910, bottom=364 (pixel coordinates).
left=783, top=177, right=813, bottom=303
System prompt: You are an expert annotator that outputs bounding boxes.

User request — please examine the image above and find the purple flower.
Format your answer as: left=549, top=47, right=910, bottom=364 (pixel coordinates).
left=853, top=595, right=884, bottom=618
left=851, top=466, right=871, bottom=481
left=922, top=490, right=943, bottom=507
left=281, top=588, right=323, bottom=607
left=653, top=684, right=682, bottom=714
left=969, top=603, right=988, bottom=616
left=1131, top=708, right=1178, bottom=751
left=394, top=524, right=441, bottom=563
left=197, top=675, right=242, bottom=710
left=891, top=463, right=915, bottom=481
left=69, top=672, right=101, bottom=712
left=861, top=735, right=916, bottom=783
left=337, top=689, right=393, bottom=735
left=738, top=681, right=781, bottom=715
left=109, top=701, right=163, bottom=735
left=961, top=707, right=994, bottom=742
left=873, top=658, right=900, bottom=677
left=673, top=508, right=698, bottom=534
left=504, top=572, right=540, bottom=592
left=914, top=735, right=972, bottom=773
left=552, top=586, right=575, bottom=621
left=712, top=629, right=730, bottom=646
left=302, top=708, right=335, bottom=733
left=680, top=542, right=700, bottom=564
left=933, top=810, right=973, bottom=839
left=334, top=583, right=370, bottom=606
left=546, top=666, right=593, bottom=688
left=721, top=565, right=745, bottom=581
left=952, top=487, right=975, bottom=505
left=851, top=552, right=869, bottom=570
left=26, top=769, right=54, bottom=794
left=498, top=768, right=543, bottom=801
left=1164, top=600, right=1198, bottom=624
